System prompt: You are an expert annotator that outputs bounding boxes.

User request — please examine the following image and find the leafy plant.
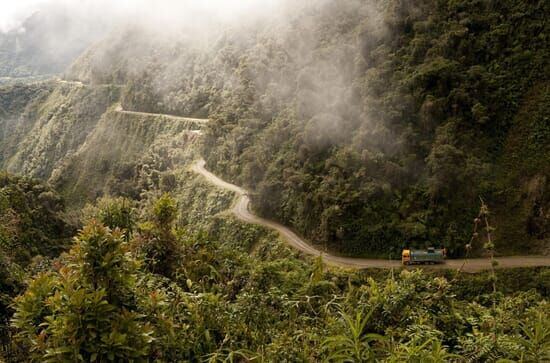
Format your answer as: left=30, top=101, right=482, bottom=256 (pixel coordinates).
left=323, top=308, right=386, bottom=362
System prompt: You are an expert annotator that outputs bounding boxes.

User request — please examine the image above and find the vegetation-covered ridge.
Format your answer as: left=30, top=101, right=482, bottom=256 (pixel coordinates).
left=3, top=192, right=550, bottom=362
left=45, top=0, right=549, bottom=257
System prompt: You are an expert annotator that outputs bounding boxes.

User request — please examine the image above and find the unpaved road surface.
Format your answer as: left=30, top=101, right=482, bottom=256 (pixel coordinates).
left=114, top=103, right=209, bottom=123
left=192, top=160, right=550, bottom=272
left=57, top=79, right=125, bottom=88
left=57, top=79, right=84, bottom=87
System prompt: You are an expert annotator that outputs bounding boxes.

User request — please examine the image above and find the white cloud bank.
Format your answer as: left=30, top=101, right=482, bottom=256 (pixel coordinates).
left=0, top=0, right=285, bottom=33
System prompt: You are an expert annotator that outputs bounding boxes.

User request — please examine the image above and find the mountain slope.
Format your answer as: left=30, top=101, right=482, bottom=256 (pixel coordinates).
left=199, top=0, right=550, bottom=257
left=0, top=80, right=205, bottom=206
left=0, top=0, right=548, bottom=257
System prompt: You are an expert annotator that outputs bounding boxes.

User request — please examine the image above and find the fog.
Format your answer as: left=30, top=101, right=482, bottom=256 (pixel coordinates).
left=0, top=0, right=287, bottom=34
left=0, top=0, right=294, bottom=76
left=0, top=0, right=392, bottom=155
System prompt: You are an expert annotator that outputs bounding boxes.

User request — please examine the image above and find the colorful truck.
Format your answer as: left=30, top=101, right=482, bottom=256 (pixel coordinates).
left=402, top=247, right=446, bottom=265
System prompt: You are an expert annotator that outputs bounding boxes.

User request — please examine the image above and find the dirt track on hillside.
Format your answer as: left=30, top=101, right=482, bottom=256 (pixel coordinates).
left=192, top=159, right=550, bottom=272
left=114, top=103, right=209, bottom=123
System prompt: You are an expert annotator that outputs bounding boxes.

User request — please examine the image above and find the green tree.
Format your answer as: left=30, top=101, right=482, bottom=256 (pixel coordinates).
left=133, top=193, right=181, bottom=277
left=12, top=222, right=153, bottom=362
left=83, top=197, right=136, bottom=240
left=153, top=193, right=177, bottom=228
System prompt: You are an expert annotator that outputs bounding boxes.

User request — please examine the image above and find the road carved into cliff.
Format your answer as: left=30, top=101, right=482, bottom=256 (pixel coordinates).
left=192, top=159, right=550, bottom=272
left=114, top=103, right=209, bottom=124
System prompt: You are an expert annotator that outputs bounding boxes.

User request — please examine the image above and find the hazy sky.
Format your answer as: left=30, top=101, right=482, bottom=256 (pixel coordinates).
left=0, top=0, right=44, bottom=32
left=0, top=0, right=284, bottom=33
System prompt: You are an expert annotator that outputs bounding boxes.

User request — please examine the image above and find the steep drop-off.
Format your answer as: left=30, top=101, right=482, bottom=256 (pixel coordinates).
left=0, top=80, right=206, bottom=206
left=51, top=106, right=204, bottom=205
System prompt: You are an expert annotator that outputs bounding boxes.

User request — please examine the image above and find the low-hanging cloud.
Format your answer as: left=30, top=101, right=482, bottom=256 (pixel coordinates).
left=0, top=0, right=292, bottom=76
left=0, top=0, right=287, bottom=34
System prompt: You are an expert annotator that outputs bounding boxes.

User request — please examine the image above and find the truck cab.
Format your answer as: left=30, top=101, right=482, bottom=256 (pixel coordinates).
left=402, top=249, right=411, bottom=265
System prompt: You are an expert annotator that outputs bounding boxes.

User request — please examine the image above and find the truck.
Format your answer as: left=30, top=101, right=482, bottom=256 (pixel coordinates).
left=402, top=247, right=446, bottom=265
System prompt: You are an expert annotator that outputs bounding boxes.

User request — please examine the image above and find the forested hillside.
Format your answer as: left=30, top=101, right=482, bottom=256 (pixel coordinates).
left=56, top=0, right=550, bottom=257
left=0, top=173, right=72, bottom=325
left=200, top=0, right=550, bottom=257
left=0, top=0, right=549, bottom=361
left=0, top=0, right=548, bottom=258
left=0, top=79, right=208, bottom=208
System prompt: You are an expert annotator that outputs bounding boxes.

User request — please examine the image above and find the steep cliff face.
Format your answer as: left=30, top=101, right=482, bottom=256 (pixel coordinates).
left=3, top=83, right=118, bottom=179
left=0, top=80, right=204, bottom=207
left=50, top=108, right=203, bottom=205
left=0, top=82, right=54, bottom=166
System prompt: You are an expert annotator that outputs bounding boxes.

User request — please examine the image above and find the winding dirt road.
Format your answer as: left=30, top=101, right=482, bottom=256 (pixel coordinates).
left=192, top=159, right=550, bottom=272
left=50, top=77, right=550, bottom=271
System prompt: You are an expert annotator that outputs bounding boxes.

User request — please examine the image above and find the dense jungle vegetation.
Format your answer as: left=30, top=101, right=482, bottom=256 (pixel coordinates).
left=0, top=173, right=72, bottom=326
left=0, top=0, right=549, bottom=360
left=199, top=0, right=550, bottom=257
left=58, top=0, right=550, bottom=257
left=0, top=183, right=548, bottom=362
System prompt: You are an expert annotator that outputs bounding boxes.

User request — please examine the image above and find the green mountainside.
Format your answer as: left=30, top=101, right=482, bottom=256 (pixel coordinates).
left=1, top=0, right=549, bottom=257
left=22, top=0, right=545, bottom=257
left=0, top=0, right=549, bottom=359
left=0, top=0, right=548, bottom=259
left=198, top=0, right=549, bottom=257
left=0, top=80, right=206, bottom=207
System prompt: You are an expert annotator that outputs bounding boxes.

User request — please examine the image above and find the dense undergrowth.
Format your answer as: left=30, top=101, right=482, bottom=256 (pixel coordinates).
left=0, top=172, right=547, bottom=362
left=0, top=173, right=73, bottom=326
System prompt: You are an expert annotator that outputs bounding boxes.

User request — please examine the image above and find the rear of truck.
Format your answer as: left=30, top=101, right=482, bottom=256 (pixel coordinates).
left=402, top=248, right=446, bottom=265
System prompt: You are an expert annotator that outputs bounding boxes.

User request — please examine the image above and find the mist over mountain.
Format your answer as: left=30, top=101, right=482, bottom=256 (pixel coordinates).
left=0, top=1, right=549, bottom=361
left=1, top=0, right=549, bottom=256
left=0, top=0, right=288, bottom=77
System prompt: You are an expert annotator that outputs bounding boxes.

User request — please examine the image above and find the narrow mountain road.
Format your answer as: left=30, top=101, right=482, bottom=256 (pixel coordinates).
left=192, top=159, right=550, bottom=272
left=56, top=79, right=208, bottom=124
left=56, top=79, right=125, bottom=88
left=56, top=79, right=84, bottom=87
left=114, top=103, right=209, bottom=124
left=56, top=79, right=209, bottom=126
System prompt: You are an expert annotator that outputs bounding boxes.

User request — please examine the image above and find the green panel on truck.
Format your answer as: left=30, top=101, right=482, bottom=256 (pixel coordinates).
left=410, top=249, right=445, bottom=263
